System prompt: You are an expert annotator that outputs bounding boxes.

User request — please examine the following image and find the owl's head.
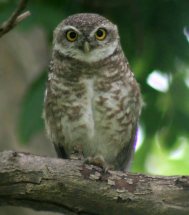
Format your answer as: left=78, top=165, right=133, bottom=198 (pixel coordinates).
left=53, top=13, right=119, bottom=63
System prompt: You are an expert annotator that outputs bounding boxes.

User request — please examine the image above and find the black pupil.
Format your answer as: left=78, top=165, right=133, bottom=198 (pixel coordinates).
left=97, top=29, right=104, bottom=37
left=69, top=31, right=76, bottom=39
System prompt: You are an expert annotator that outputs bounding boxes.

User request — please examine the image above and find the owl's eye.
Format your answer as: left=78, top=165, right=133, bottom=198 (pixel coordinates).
left=66, top=30, right=78, bottom=42
left=95, top=28, right=107, bottom=41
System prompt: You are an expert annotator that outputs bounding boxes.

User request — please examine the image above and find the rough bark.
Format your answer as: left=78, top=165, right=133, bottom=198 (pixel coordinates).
left=0, top=151, right=189, bottom=215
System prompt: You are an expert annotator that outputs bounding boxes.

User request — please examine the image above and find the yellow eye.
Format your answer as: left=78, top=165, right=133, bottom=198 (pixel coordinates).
left=66, top=30, right=78, bottom=42
left=95, top=28, right=107, bottom=41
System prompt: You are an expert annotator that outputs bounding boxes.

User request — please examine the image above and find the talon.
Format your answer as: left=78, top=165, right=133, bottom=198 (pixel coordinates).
left=84, top=155, right=114, bottom=172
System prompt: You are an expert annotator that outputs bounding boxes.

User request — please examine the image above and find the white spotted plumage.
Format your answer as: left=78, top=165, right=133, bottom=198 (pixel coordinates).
left=44, top=13, right=142, bottom=171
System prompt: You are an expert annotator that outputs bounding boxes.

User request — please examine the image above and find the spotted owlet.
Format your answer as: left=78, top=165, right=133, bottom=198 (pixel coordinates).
left=44, top=13, right=142, bottom=171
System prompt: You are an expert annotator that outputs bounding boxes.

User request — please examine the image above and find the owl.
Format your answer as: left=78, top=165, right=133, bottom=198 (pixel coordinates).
left=44, top=13, right=142, bottom=171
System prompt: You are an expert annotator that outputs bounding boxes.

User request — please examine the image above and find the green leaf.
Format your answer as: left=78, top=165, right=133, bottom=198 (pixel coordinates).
left=18, top=72, right=47, bottom=144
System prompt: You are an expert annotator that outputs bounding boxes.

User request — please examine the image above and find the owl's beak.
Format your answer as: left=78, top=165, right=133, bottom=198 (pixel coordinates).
left=83, top=41, right=90, bottom=53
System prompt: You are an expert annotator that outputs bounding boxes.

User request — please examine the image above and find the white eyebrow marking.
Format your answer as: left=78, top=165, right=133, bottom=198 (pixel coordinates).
left=57, top=25, right=82, bottom=35
left=89, top=24, right=118, bottom=37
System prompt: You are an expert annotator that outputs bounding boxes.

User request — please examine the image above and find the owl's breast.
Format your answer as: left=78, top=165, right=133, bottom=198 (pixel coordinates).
left=45, top=64, right=141, bottom=166
left=55, top=75, right=139, bottom=160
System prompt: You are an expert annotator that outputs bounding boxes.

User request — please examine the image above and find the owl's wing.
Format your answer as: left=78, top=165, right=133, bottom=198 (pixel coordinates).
left=45, top=96, right=69, bottom=159
left=116, top=123, right=138, bottom=171
left=115, top=58, right=141, bottom=171
left=45, top=60, right=69, bottom=159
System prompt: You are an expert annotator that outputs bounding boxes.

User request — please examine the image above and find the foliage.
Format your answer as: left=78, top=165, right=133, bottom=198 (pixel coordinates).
left=1, top=0, right=189, bottom=174
left=18, top=72, right=47, bottom=144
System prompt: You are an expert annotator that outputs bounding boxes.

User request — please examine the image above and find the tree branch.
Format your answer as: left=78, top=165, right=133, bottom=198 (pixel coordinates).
left=0, top=0, right=30, bottom=38
left=0, top=151, right=189, bottom=215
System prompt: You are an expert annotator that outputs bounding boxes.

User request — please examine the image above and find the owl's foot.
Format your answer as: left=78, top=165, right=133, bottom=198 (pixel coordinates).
left=85, top=155, right=113, bottom=172
left=70, top=145, right=85, bottom=160
left=70, top=153, right=84, bottom=160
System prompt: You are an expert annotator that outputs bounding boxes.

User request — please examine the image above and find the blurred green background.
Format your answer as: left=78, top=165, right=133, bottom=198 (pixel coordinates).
left=1, top=0, right=189, bottom=177
left=1, top=1, right=189, bottom=214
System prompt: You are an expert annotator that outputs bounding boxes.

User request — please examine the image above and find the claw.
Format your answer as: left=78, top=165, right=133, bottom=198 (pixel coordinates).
left=84, top=155, right=114, bottom=172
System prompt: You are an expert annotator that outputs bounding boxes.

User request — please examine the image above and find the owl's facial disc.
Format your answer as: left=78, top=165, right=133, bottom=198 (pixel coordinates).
left=54, top=24, right=119, bottom=63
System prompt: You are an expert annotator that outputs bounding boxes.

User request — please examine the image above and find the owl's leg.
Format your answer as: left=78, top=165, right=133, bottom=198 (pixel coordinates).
left=85, top=155, right=113, bottom=172
left=53, top=143, right=68, bottom=159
